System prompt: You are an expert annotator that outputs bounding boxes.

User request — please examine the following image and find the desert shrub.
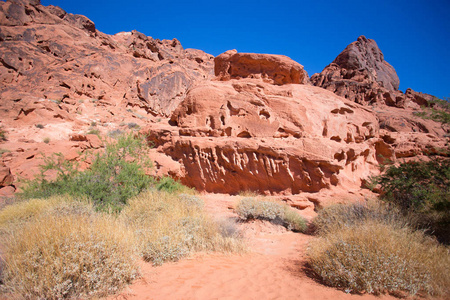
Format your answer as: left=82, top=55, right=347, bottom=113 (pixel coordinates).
left=87, top=128, right=100, bottom=135
left=0, top=126, right=6, bottom=141
left=20, top=133, right=152, bottom=212
left=0, top=196, right=92, bottom=235
left=120, top=190, right=243, bottom=265
left=414, top=97, right=450, bottom=125
left=311, top=200, right=411, bottom=234
left=0, top=198, right=139, bottom=299
left=107, top=129, right=124, bottom=138
left=155, top=176, right=192, bottom=194
left=308, top=220, right=450, bottom=296
left=0, top=148, right=10, bottom=156
left=35, top=123, right=45, bottom=129
left=376, top=158, right=450, bottom=243
left=43, top=137, right=50, bottom=143
left=127, top=122, right=140, bottom=129
left=235, top=197, right=307, bottom=232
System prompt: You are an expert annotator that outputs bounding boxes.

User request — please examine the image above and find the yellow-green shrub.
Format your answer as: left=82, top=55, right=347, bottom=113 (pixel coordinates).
left=0, top=198, right=139, bottom=299
left=120, top=190, right=244, bottom=265
left=235, top=197, right=307, bottom=232
left=308, top=201, right=450, bottom=296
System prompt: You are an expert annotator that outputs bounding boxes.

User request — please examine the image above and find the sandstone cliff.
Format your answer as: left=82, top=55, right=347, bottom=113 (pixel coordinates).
left=1, top=0, right=448, bottom=209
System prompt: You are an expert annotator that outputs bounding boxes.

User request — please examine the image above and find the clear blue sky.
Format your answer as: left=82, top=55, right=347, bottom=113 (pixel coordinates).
left=42, top=0, right=450, bottom=99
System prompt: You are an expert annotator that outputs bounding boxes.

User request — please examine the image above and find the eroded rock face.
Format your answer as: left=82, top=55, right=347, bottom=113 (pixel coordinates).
left=0, top=0, right=214, bottom=118
left=311, top=36, right=425, bottom=108
left=147, top=80, right=381, bottom=194
left=0, top=1, right=448, bottom=207
left=215, top=50, right=309, bottom=85
left=333, top=36, right=399, bottom=91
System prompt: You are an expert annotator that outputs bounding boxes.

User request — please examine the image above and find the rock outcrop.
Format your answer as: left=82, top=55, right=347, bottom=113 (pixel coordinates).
left=311, top=36, right=436, bottom=109
left=215, top=50, right=309, bottom=85
left=0, top=1, right=448, bottom=207
left=149, top=80, right=381, bottom=195
left=0, top=0, right=214, bottom=118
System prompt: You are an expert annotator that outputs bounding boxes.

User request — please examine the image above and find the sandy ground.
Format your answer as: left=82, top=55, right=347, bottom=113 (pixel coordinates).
left=110, top=194, right=398, bottom=300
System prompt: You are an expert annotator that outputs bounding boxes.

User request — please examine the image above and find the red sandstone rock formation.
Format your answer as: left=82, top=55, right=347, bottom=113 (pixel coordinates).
left=149, top=80, right=381, bottom=195
left=0, top=1, right=448, bottom=207
left=311, top=36, right=436, bottom=109
left=0, top=0, right=213, bottom=117
left=215, top=50, right=309, bottom=85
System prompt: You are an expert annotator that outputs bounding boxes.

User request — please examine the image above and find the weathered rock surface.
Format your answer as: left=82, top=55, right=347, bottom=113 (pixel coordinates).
left=311, top=36, right=436, bottom=110
left=0, top=1, right=448, bottom=208
left=215, top=50, right=309, bottom=85
left=148, top=80, right=381, bottom=195
left=0, top=0, right=214, bottom=118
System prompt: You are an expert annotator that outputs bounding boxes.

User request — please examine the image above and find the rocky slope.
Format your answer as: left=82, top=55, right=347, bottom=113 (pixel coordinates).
left=1, top=0, right=448, bottom=209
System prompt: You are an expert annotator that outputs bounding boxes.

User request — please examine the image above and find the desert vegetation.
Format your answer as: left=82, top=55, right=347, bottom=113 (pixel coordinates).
left=0, top=126, right=6, bottom=142
left=376, top=158, right=450, bottom=243
left=20, top=133, right=153, bottom=212
left=308, top=201, right=450, bottom=296
left=0, top=133, right=243, bottom=299
left=414, top=97, right=450, bottom=125
left=121, top=190, right=244, bottom=266
left=235, top=197, right=307, bottom=232
left=0, top=196, right=139, bottom=299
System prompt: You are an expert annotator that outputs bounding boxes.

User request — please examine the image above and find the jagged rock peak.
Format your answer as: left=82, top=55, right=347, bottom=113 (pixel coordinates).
left=332, top=35, right=399, bottom=91
left=214, top=50, right=309, bottom=85
left=311, top=36, right=413, bottom=107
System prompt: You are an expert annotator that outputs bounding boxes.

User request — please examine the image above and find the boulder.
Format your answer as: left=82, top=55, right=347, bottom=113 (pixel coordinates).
left=0, top=166, right=13, bottom=187
left=215, top=50, right=309, bottom=85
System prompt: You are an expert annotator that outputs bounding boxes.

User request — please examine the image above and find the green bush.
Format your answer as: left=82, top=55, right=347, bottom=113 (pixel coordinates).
left=308, top=201, right=450, bottom=296
left=235, top=197, right=307, bottom=232
left=414, top=97, right=450, bottom=125
left=376, top=158, right=450, bottom=243
left=20, top=133, right=153, bottom=212
left=155, top=176, right=192, bottom=194
left=0, top=126, right=6, bottom=141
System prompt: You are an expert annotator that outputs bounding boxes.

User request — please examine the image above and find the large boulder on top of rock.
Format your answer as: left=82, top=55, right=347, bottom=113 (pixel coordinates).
left=214, top=50, right=309, bottom=85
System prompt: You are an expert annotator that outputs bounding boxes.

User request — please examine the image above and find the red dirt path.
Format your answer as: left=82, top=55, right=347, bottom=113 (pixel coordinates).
left=110, top=194, right=398, bottom=300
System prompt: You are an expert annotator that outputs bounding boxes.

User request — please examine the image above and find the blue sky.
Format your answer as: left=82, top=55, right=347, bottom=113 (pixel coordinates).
left=42, top=0, right=450, bottom=99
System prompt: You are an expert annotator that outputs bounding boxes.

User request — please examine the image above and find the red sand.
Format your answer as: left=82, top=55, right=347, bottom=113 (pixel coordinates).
left=110, top=194, right=398, bottom=300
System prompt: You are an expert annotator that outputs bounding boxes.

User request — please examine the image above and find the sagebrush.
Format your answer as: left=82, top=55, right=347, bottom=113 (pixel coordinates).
left=308, top=201, right=450, bottom=296
left=120, top=190, right=244, bottom=265
left=0, top=196, right=139, bottom=299
left=235, top=197, right=307, bottom=232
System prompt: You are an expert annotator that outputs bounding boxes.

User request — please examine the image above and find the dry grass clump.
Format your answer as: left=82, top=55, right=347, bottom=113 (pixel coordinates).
left=311, top=200, right=411, bottom=234
left=0, top=196, right=93, bottom=235
left=235, top=197, right=307, bottom=232
left=308, top=201, right=450, bottom=296
left=120, top=190, right=244, bottom=265
left=0, top=197, right=139, bottom=299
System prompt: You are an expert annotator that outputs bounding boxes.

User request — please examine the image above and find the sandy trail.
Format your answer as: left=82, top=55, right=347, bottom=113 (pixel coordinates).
left=112, top=194, right=397, bottom=300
